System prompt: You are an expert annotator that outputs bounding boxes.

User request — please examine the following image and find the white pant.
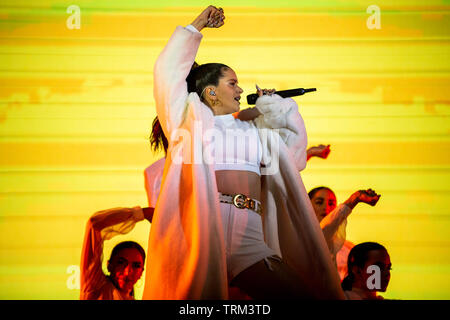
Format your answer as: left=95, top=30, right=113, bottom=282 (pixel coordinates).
left=219, top=202, right=278, bottom=281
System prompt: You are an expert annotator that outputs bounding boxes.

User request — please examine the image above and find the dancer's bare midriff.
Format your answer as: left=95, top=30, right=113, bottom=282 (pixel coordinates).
left=215, top=170, right=261, bottom=202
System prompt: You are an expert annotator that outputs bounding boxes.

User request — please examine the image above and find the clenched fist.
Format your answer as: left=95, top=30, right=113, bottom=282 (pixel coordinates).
left=191, top=6, right=225, bottom=31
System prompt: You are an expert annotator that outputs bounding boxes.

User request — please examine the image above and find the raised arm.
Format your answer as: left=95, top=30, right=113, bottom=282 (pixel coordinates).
left=321, top=189, right=381, bottom=253
left=153, top=6, right=225, bottom=136
left=80, top=207, right=146, bottom=299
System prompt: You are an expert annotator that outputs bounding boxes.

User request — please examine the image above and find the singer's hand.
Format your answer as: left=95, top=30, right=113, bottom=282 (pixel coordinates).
left=256, top=84, right=276, bottom=97
left=191, top=6, right=225, bottom=31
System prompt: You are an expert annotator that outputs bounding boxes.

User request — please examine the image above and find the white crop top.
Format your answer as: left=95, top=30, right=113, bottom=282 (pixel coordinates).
left=212, top=114, right=263, bottom=175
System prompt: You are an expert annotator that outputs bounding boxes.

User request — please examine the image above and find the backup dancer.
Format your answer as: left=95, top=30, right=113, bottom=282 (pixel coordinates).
left=80, top=207, right=153, bottom=299
left=308, top=187, right=381, bottom=279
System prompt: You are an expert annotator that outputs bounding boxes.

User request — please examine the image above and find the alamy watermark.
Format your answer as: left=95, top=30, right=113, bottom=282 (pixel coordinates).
left=66, top=5, right=81, bottom=29
left=366, top=264, right=382, bottom=290
left=66, top=265, right=80, bottom=290
left=366, top=5, right=381, bottom=30
left=67, top=263, right=384, bottom=291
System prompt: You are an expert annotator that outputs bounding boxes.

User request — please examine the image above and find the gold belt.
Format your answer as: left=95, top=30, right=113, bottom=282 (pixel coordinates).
left=218, top=193, right=262, bottom=215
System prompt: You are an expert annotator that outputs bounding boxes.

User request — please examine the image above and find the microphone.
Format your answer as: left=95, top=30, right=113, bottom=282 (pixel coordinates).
left=246, top=88, right=316, bottom=105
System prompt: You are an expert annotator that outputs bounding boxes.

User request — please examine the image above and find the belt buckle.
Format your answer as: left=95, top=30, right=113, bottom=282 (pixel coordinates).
left=233, top=194, right=247, bottom=209
left=247, top=199, right=255, bottom=210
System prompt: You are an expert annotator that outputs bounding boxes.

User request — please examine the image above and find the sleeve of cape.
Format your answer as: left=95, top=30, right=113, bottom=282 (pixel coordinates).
left=254, top=94, right=307, bottom=172
left=152, top=26, right=202, bottom=137
left=253, top=94, right=346, bottom=299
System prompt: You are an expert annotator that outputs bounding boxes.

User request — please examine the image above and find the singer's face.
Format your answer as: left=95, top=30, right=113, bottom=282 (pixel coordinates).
left=213, top=68, right=244, bottom=115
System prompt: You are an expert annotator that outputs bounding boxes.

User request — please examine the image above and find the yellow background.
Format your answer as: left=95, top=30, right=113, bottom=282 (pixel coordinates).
left=0, top=0, right=449, bottom=299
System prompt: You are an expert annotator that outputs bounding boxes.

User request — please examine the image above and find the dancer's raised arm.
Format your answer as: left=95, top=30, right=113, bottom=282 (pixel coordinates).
left=320, top=189, right=381, bottom=252
left=80, top=207, right=147, bottom=300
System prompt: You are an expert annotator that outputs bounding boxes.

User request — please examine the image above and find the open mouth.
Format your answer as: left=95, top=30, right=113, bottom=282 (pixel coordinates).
left=234, top=96, right=241, bottom=103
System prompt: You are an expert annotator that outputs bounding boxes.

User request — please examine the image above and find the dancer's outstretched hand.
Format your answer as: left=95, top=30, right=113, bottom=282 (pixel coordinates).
left=344, top=189, right=381, bottom=209
left=356, top=189, right=381, bottom=206
left=191, top=6, right=225, bottom=31
left=307, top=144, right=331, bottom=160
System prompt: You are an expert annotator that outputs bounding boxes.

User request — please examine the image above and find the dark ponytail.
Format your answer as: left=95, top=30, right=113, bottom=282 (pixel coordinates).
left=150, top=61, right=229, bottom=153
left=150, top=116, right=168, bottom=155
left=341, top=242, right=387, bottom=291
left=186, top=62, right=230, bottom=101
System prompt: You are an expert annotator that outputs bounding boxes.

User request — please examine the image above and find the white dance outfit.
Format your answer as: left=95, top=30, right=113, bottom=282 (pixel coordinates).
left=142, top=24, right=344, bottom=299
left=320, top=203, right=356, bottom=280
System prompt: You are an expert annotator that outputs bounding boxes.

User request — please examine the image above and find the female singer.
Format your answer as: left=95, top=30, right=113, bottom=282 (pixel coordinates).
left=142, top=6, right=344, bottom=299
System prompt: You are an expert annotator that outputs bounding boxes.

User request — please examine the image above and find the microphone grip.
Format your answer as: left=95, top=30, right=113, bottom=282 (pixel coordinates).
left=246, top=88, right=316, bottom=105
left=246, top=94, right=259, bottom=105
